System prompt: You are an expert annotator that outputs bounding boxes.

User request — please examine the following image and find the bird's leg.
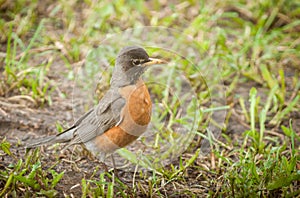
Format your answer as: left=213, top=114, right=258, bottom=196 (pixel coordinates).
left=95, top=153, right=109, bottom=172
left=111, top=154, right=127, bottom=184
left=111, top=154, right=119, bottom=179
left=101, top=162, right=109, bottom=173
left=96, top=154, right=114, bottom=182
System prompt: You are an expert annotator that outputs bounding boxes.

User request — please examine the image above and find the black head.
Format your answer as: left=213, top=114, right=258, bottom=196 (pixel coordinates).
left=116, top=46, right=150, bottom=71
left=111, top=46, right=166, bottom=87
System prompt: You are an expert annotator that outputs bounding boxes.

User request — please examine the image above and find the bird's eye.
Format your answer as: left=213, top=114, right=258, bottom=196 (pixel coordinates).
left=132, top=59, right=141, bottom=66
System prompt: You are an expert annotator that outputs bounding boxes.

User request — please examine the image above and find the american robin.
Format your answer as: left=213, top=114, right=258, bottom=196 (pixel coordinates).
left=26, top=46, right=167, bottom=162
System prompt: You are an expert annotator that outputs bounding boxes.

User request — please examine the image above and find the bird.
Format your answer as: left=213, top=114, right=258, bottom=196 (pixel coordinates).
left=26, top=46, right=167, bottom=162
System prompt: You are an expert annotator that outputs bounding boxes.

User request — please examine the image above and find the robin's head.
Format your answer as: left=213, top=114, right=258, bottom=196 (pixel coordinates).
left=111, top=46, right=166, bottom=87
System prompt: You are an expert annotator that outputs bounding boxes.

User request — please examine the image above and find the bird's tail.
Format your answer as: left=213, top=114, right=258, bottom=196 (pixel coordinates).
left=25, top=127, right=76, bottom=148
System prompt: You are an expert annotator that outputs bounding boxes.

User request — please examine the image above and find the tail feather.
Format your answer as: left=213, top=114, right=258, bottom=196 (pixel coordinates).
left=25, top=127, right=76, bottom=148
left=26, top=135, right=57, bottom=148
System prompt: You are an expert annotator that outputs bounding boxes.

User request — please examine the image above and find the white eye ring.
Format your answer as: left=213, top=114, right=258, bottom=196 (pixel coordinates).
left=132, top=59, right=141, bottom=66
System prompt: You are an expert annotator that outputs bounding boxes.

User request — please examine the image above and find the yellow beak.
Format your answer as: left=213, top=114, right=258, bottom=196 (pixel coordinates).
left=142, top=58, right=167, bottom=67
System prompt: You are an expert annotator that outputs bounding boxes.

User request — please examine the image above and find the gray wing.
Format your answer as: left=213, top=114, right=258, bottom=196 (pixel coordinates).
left=70, top=88, right=125, bottom=144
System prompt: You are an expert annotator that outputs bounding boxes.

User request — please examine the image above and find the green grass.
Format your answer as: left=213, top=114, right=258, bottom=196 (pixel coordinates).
left=221, top=121, right=299, bottom=197
left=0, top=0, right=299, bottom=197
left=2, top=18, right=55, bottom=105
left=0, top=140, right=64, bottom=197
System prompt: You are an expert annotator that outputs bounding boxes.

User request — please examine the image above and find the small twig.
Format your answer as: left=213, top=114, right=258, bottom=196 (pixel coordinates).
left=15, top=46, right=57, bottom=60
left=61, top=158, right=81, bottom=172
left=70, top=183, right=81, bottom=190
left=0, top=107, right=7, bottom=117
left=231, top=108, right=251, bottom=130
left=286, top=82, right=300, bottom=104
left=210, top=152, right=216, bottom=170
left=7, top=95, right=37, bottom=106
left=0, top=100, right=27, bottom=108
left=264, top=130, right=285, bottom=140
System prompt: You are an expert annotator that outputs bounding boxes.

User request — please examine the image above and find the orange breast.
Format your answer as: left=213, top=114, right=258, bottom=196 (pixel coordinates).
left=92, top=126, right=139, bottom=153
left=93, top=79, right=152, bottom=153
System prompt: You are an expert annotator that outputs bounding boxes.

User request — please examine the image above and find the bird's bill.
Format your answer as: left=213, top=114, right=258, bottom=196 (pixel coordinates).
left=142, top=58, right=167, bottom=66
